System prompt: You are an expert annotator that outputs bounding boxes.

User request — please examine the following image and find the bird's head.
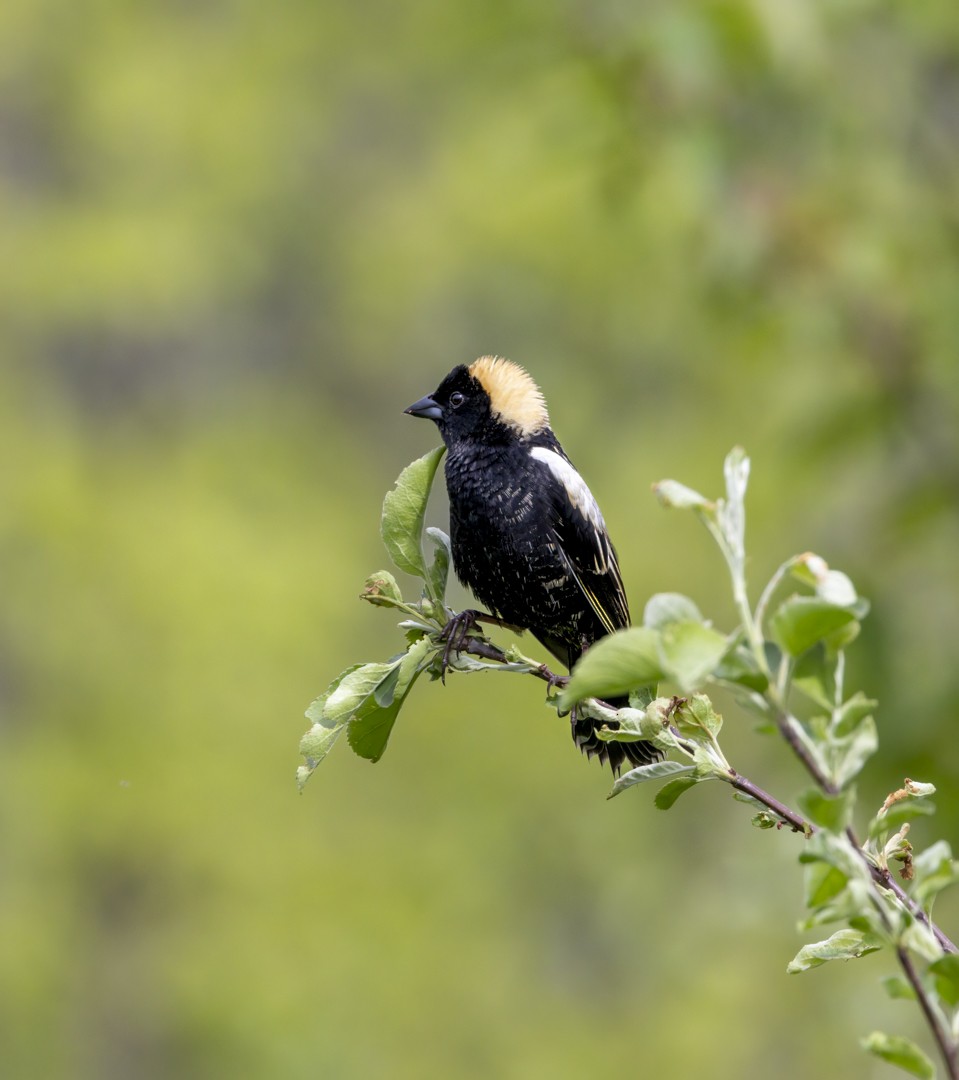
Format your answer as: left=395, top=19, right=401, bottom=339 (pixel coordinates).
left=405, top=356, right=549, bottom=445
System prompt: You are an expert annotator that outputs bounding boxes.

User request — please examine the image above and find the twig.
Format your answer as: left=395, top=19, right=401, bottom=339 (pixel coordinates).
left=897, top=945, right=958, bottom=1080
left=769, top=702, right=959, bottom=1074
left=456, top=623, right=959, bottom=1072
left=724, top=770, right=810, bottom=834
left=770, top=706, right=958, bottom=955
left=458, top=636, right=568, bottom=688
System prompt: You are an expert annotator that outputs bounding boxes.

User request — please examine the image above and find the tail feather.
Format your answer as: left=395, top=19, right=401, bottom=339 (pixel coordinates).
left=533, top=632, right=661, bottom=775
left=571, top=695, right=663, bottom=775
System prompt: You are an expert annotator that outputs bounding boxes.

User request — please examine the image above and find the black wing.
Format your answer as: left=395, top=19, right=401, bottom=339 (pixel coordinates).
left=529, top=444, right=629, bottom=636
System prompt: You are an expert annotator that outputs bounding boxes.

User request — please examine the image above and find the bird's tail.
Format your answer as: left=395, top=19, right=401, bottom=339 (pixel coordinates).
left=571, top=694, right=663, bottom=775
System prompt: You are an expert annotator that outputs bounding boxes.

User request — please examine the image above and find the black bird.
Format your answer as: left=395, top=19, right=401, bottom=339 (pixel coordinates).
left=405, top=356, right=661, bottom=773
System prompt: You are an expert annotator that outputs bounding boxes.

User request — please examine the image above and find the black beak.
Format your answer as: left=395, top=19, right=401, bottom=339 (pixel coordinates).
left=404, top=394, right=443, bottom=422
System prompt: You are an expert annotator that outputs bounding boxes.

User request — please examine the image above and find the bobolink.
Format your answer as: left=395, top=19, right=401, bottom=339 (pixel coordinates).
left=405, top=356, right=661, bottom=773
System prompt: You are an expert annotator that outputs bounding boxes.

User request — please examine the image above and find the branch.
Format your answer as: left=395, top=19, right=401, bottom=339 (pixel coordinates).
left=771, top=705, right=958, bottom=955
left=725, top=770, right=810, bottom=834
left=462, top=632, right=959, bottom=957
left=458, top=636, right=568, bottom=689
left=897, top=945, right=959, bottom=1080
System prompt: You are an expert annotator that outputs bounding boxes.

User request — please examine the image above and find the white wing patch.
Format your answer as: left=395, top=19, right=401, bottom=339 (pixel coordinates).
left=530, top=447, right=608, bottom=569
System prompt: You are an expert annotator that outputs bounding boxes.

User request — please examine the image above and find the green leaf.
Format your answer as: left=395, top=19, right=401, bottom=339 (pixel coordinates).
left=654, top=776, right=706, bottom=810
left=833, top=716, right=878, bottom=788
left=719, top=446, right=750, bottom=554
left=732, top=790, right=767, bottom=811
left=643, top=593, right=703, bottom=629
left=901, top=920, right=942, bottom=965
left=322, top=661, right=400, bottom=726
left=786, top=929, right=883, bottom=973
left=860, top=1033, right=935, bottom=1079
left=927, top=959, right=959, bottom=1016
left=797, top=787, right=854, bottom=833
left=833, top=691, right=877, bottom=737
left=868, top=799, right=935, bottom=840
left=714, top=643, right=769, bottom=693
left=929, top=954, right=959, bottom=1009
left=652, top=479, right=711, bottom=510
left=816, top=569, right=859, bottom=607
left=381, top=446, right=445, bottom=579
left=346, top=637, right=432, bottom=762
left=880, top=975, right=917, bottom=1002
left=296, top=723, right=346, bottom=789
left=629, top=686, right=657, bottom=710
left=913, top=840, right=959, bottom=909
left=769, top=595, right=863, bottom=658
left=804, top=862, right=850, bottom=909
left=359, top=570, right=406, bottom=608
left=659, top=620, right=729, bottom=692
left=751, top=812, right=778, bottom=829
left=594, top=707, right=650, bottom=742
left=822, top=618, right=862, bottom=653
left=607, top=760, right=697, bottom=800
left=559, top=627, right=665, bottom=709
left=425, top=527, right=451, bottom=604
left=305, top=664, right=364, bottom=726
left=791, top=648, right=835, bottom=710
left=672, top=693, right=723, bottom=739
left=798, top=830, right=864, bottom=881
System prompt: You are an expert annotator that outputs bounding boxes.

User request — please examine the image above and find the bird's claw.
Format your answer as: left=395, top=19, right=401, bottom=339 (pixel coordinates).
left=538, top=663, right=569, bottom=704
left=438, top=609, right=482, bottom=682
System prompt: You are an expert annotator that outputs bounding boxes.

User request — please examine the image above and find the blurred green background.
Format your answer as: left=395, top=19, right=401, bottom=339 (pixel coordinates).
left=2, top=1, right=958, bottom=1076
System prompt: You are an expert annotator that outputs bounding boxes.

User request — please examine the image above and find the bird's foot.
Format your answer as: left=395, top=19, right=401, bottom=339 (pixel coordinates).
left=437, top=609, right=522, bottom=682
left=537, top=664, right=569, bottom=704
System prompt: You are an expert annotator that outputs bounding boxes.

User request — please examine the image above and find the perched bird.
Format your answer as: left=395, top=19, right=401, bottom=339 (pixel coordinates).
left=405, top=356, right=661, bottom=773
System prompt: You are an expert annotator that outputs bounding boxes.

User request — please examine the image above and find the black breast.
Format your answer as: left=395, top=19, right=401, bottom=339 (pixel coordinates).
left=443, top=441, right=601, bottom=665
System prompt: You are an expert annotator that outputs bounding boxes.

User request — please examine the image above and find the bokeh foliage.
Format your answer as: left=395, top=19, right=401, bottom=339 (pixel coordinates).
left=1, top=1, right=958, bottom=1077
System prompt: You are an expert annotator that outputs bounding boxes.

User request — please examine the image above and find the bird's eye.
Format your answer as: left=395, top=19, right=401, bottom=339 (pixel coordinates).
left=449, top=392, right=465, bottom=408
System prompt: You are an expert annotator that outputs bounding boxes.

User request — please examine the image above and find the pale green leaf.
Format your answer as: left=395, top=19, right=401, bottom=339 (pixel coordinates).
left=880, top=975, right=917, bottom=1002
left=425, top=527, right=451, bottom=605
left=654, top=775, right=706, bottom=810
left=752, top=812, right=778, bottom=829
left=868, top=799, right=935, bottom=840
left=714, top=643, right=769, bottom=693
left=296, top=723, right=345, bottom=789
left=719, top=446, right=750, bottom=554
left=381, top=446, right=445, bottom=578
left=672, top=693, right=723, bottom=739
left=791, top=648, right=835, bottom=710
left=607, top=760, right=696, bottom=800
left=930, top=955, right=959, bottom=1008
left=346, top=637, right=432, bottom=762
left=659, top=620, right=729, bottom=691
left=900, top=921, right=943, bottom=965
left=804, top=862, right=850, bottom=909
left=323, top=661, right=400, bottom=726
left=652, top=479, right=710, bottom=510
left=559, top=627, right=664, bottom=709
left=798, top=830, right=865, bottom=881
left=860, top=1032, right=935, bottom=1079
left=305, top=664, right=364, bottom=725
left=834, top=691, right=877, bottom=736
left=787, top=929, right=882, bottom=973
left=770, top=595, right=863, bottom=658
left=816, top=569, right=858, bottom=607
left=833, top=716, right=878, bottom=788
left=359, top=571, right=406, bottom=608
left=643, top=593, right=703, bottom=629
left=797, top=787, right=854, bottom=834
left=913, top=840, right=959, bottom=909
